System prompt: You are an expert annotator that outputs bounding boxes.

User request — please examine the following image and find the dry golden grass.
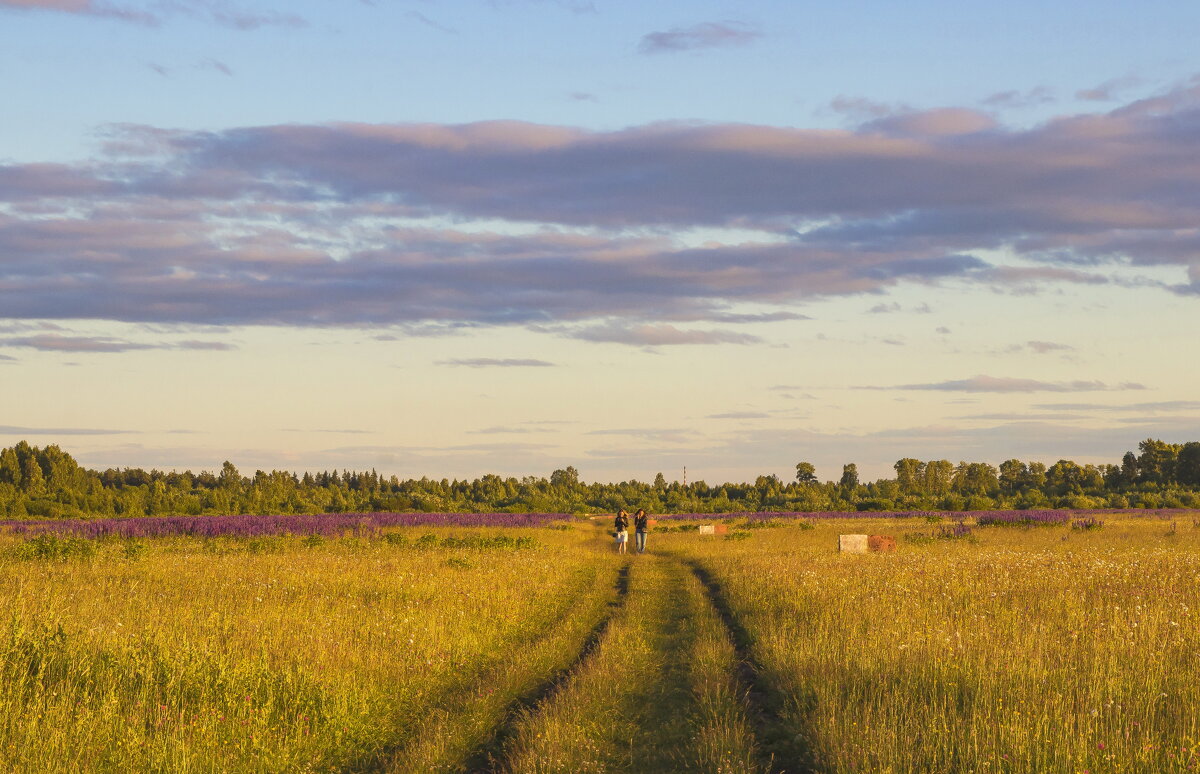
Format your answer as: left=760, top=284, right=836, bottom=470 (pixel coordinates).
left=673, top=515, right=1200, bottom=773
left=5, top=514, right=1199, bottom=773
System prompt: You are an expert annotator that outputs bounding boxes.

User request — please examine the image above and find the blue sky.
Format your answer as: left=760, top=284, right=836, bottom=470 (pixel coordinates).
left=2, top=0, right=1199, bottom=482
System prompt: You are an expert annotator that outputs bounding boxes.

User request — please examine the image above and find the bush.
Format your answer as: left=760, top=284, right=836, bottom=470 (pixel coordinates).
left=12, top=534, right=98, bottom=561
left=122, top=539, right=148, bottom=560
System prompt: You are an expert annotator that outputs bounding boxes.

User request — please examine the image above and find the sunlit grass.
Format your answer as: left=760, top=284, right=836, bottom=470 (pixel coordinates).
left=4, top=514, right=1199, bottom=772
left=674, top=514, right=1200, bottom=773
left=501, top=554, right=763, bottom=774
left=0, top=527, right=616, bottom=773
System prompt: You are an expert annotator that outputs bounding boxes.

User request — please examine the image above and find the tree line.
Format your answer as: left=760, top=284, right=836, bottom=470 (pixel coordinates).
left=1, top=439, right=1199, bottom=520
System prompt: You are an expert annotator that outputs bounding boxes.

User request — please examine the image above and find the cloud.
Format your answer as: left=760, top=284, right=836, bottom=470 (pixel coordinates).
left=1076, top=76, right=1142, bottom=102
left=1033, top=400, right=1200, bottom=413
left=638, top=22, right=761, bottom=54
left=0, top=424, right=131, bottom=435
left=877, top=375, right=1147, bottom=393
left=0, top=334, right=154, bottom=352
left=0, top=334, right=234, bottom=352
left=199, top=58, right=233, bottom=76
left=437, top=358, right=556, bottom=368
left=3, top=86, right=1200, bottom=334
left=469, top=425, right=555, bottom=435
left=405, top=10, right=455, bottom=34
left=566, top=323, right=762, bottom=347
left=175, top=340, right=235, bottom=350
left=1022, top=340, right=1074, bottom=354
left=0, top=0, right=305, bottom=28
left=982, top=86, right=1055, bottom=109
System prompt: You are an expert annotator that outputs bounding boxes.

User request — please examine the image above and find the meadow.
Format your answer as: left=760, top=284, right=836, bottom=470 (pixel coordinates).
left=2, top=510, right=1198, bottom=772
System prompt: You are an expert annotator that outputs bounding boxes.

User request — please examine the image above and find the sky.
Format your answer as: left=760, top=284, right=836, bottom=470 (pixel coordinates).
left=2, top=0, right=1200, bottom=484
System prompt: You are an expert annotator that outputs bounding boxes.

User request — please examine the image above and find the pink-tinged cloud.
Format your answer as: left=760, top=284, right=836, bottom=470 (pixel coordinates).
left=567, top=323, right=763, bottom=347
left=2, top=86, right=1200, bottom=331
left=638, top=21, right=761, bottom=54
left=0, top=0, right=304, bottom=27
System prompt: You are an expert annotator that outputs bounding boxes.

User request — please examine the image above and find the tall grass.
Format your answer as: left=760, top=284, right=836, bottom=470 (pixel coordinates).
left=4, top=514, right=1199, bottom=772
left=676, top=515, right=1200, bottom=773
left=0, top=528, right=615, bottom=773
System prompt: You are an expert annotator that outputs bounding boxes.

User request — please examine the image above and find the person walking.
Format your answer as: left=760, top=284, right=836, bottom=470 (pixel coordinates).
left=614, top=509, right=630, bottom=555
left=633, top=508, right=649, bottom=553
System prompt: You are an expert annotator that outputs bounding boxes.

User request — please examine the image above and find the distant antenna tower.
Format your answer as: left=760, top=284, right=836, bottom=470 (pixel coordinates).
left=683, top=466, right=687, bottom=487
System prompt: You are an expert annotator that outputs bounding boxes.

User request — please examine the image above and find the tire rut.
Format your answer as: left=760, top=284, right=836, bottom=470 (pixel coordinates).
left=684, top=559, right=820, bottom=774
left=461, top=561, right=632, bottom=773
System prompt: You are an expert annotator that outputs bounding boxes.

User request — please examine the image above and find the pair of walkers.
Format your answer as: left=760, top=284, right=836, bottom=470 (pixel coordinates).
left=614, top=509, right=649, bottom=554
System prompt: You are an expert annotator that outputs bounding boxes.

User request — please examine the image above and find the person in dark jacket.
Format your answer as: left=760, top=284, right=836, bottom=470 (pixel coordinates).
left=633, top=508, right=649, bottom=553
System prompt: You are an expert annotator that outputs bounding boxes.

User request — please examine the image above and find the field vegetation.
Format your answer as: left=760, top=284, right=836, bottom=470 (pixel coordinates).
left=2, top=510, right=1198, bottom=772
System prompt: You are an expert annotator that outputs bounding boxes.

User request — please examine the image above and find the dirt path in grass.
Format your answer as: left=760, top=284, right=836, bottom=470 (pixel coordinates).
left=684, top=559, right=820, bottom=774
left=485, top=554, right=781, bottom=774
left=458, top=562, right=632, bottom=772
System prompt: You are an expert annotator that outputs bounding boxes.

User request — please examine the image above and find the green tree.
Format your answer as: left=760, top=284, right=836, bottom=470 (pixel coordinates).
left=923, top=460, right=954, bottom=495
left=550, top=466, right=580, bottom=488
left=794, top=462, right=817, bottom=484
left=1137, top=439, right=1181, bottom=486
left=1177, top=442, right=1200, bottom=486
left=951, top=462, right=999, bottom=497
left=893, top=458, right=926, bottom=494
left=998, top=459, right=1026, bottom=496
left=839, top=463, right=859, bottom=490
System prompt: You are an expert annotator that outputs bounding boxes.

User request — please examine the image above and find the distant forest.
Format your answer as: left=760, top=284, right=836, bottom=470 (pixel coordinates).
left=2, top=439, right=1199, bottom=520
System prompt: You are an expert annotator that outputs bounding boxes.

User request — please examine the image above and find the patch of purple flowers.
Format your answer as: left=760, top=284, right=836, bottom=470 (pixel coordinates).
left=0, top=512, right=569, bottom=539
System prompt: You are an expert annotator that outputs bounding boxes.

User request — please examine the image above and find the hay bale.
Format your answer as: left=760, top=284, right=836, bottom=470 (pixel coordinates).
left=839, top=534, right=869, bottom=553
left=868, top=534, right=896, bottom=552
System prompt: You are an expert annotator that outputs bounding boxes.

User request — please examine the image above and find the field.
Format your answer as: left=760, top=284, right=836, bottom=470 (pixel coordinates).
left=2, top=511, right=1199, bottom=773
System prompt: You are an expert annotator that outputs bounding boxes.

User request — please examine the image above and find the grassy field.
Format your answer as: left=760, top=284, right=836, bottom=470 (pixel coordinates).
left=3, top=512, right=1199, bottom=772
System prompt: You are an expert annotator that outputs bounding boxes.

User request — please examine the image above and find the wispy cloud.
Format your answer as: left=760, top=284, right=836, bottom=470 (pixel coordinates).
left=405, top=10, right=455, bottom=34
left=1076, top=75, right=1142, bottom=102
left=0, top=424, right=132, bottom=435
left=873, top=375, right=1147, bottom=393
left=981, top=86, right=1054, bottom=108
left=567, top=323, right=762, bottom=347
left=638, top=21, right=761, bottom=54
left=0, top=334, right=233, bottom=353
left=0, top=0, right=305, bottom=28
left=1033, top=400, right=1200, bottom=412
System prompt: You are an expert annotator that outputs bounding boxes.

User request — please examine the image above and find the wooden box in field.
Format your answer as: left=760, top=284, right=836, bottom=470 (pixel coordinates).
left=839, top=534, right=869, bottom=553
left=868, top=534, right=896, bottom=552
left=698, top=524, right=729, bottom=536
